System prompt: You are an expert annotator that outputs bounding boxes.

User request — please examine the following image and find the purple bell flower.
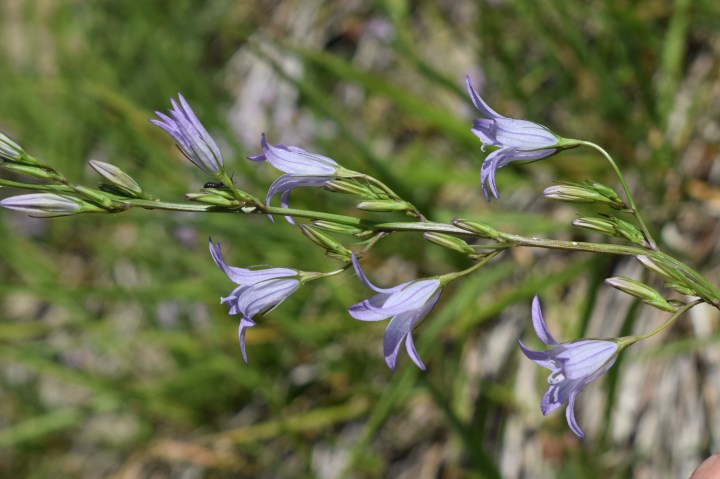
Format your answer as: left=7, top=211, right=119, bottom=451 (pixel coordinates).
left=249, top=134, right=340, bottom=223
left=209, top=239, right=301, bottom=363
left=518, top=296, right=620, bottom=438
left=466, top=76, right=559, bottom=200
left=151, top=94, right=224, bottom=175
left=348, top=253, right=442, bottom=371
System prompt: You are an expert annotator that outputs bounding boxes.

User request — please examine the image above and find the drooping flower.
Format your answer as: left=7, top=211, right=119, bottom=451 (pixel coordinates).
left=151, top=94, right=224, bottom=175
left=466, top=76, right=560, bottom=200
left=248, top=134, right=341, bottom=223
left=518, top=296, right=620, bottom=438
left=209, top=239, right=301, bottom=363
left=348, top=253, right=442, bottom=370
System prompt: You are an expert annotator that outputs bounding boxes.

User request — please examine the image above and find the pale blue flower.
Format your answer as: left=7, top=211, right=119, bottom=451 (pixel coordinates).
left=349, top=253, right=441, bottom=370
left=466, top=76, right=559, bottom=199
left=209, top=239, right=300, bottom=363
left=151, top=94, right=224, bottom=175
left=518, top=296, right=620, bottom=438
left=249, top=134, right=340, bottom=223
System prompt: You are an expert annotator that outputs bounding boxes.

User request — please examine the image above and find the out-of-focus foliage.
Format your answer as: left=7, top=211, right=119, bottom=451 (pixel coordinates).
left=1, top=1, right=720, bottom=478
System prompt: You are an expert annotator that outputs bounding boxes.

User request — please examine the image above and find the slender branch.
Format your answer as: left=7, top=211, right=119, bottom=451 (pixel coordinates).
left=617, top=299, right=703, bottom=350
left=581, top=141, right=658, bottom=251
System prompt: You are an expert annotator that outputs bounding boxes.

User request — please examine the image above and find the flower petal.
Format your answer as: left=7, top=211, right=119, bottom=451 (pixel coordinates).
left=465, top=75, right=504, bottom=119
left=238, top=278, right=300, bottom=318
left=265, top=174, right=331, bottom=224
left=261, top=134, right=337, bottom=175
left=565, top=392, right=585, bottom=438
left=209, top=240, right=296, bottom=285
left=365, top=280, right=440, bottom=317
left=405, top=333, right=426, bottom=371
left=531, top=296, right=558, bottom=345
left=351, top=253, right=402, bottom=294
left=517, top=339, right=556, bottom=370
left=493, top=118, right=557, bottom=149
left=238, top=317, right=256, bottom=364
left=479, top=147, right=556, bottom=199
left=556, top=340, right=618, bottom=380
left=383, top=310, right=416, bottom=370
left=383, top=291, right=440, bottom=370
left=348, top=292, right=394, bottom=321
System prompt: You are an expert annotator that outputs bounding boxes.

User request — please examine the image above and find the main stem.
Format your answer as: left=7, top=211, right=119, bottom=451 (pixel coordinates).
left=116, top=198, right=720, bottom=306
left=580, top=141, right=658, bottom=251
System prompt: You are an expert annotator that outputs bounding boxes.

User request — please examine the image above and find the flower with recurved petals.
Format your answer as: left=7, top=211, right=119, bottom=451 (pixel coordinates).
left=349, top=253, right=442, bottom=370
left=248, top=134, right=341, bottom=223
left=466, top=76, right=560, bottom=200
left=518, top=296, right=620, bottom=438
left=209, top=239, right=301, bottom=363
left=151, top=94, right=224, bottom=175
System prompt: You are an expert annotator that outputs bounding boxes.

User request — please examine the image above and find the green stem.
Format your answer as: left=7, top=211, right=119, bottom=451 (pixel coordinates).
left=438, top=250, right=503, bottom=284
left=99, top=198, right=720, bottom=306
left=617, top=299, right=702, bottom=349
left=581, top=141, right=658, bottom=251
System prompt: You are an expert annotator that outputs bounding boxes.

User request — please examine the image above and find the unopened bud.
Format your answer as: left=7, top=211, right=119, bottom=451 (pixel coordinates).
left=89, top=160, right=144, bottom=198
left=325, top=178, right=377, bottom=197
left=572, top=217, right=616, bottom=235
left=72, top=185, right=116, bottom=210
left=612, top=218, right=648, bottom=247
left=356, top=199, right=413, bottom=212
left=0, top=193, right=102, bottom=217
left=0, top=132, right=23, bottom=162
left=423, top=232, right=477, bottom=256
left=1, top=163, right=63, bottom=181
left=663, top=281, right=696, bottom=296
left=452, top=219, right=501, bottom=240
left=544, top=182, right=625, bottom=209
left=605, top=276, right=676, bottom=312
left=636, top=255, right=672, bottom=278
left=573, top=216, right=648, bottom=247
left=312, top=220, right=364, bottom=235
left=185, top=192, right=243, bottom=207
left=300, top=225, right=352, bottom=260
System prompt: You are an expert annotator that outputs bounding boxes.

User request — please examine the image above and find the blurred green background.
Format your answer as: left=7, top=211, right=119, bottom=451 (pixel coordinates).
left=2, top=1, right=720, bottom=478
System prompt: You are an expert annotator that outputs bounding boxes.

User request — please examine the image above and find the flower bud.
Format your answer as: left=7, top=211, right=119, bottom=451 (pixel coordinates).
left=663, top=281, right=696, bottom=296
left=356, top=199, right=413, bottom=212
left=0, top=193, right=103, bottom=217
left=311, top=220, right=365, bottom=235
left=324, top=178, right=377, bottom=197
left=72, top=185, right=117, bottom=210
left=0, top=163, right=63, bottom=181
left=451, top=219, right=501, bottom=240
left=299, top=225, right=352, bottom=260
left=605, top=276, right=676, bottom=312
left=185, top=192, right=243, bottom=207
left=89, top=160, right=144, bottom=198
left=572, top=217, right=616, bottom=235
left=573, top=216, right=648, bottom=247
left=0, top=132, right=23, bottom=162
left=423, top=232, right=477, bottom=257
left=544, top=181, right=625, bottom=208
left=636, top=255, right=674, bottom=278
left=612, top=218, right=648, bottom=247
